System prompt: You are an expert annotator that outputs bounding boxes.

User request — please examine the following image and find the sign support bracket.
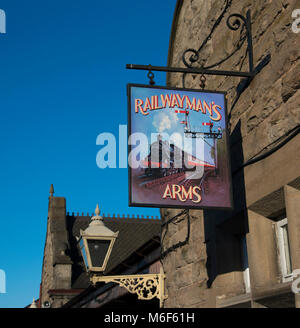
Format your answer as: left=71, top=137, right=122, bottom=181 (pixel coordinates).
left=126, top=10, right=270, bottom=87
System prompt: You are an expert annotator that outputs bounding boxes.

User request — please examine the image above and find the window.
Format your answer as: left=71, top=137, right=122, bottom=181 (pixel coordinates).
left=276, top=218, right=293, bottom=282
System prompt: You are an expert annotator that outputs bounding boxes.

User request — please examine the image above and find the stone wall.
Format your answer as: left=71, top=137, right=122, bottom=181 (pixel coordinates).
left=40, top=196, right=73, bottom=308
left=162, top=0, right=300, bottom=308
left=40, top=212, right=54, bottom=307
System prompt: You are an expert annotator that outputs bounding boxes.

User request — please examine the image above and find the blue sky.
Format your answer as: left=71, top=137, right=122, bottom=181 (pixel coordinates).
left=0, top=0, right=175, bottom=308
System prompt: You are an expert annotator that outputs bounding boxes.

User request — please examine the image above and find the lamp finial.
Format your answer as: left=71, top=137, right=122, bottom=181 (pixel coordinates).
left=91, top=204, right=102, bottom=222
left=30, top=298, right=37, bottom=308
left=95, top=204, right=100, bottom=216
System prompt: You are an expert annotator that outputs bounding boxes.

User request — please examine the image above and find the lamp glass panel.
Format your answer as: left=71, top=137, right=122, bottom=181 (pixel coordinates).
left=79, top=238, right=89, bottom=270
left=87, top=239, right=111, bottom=268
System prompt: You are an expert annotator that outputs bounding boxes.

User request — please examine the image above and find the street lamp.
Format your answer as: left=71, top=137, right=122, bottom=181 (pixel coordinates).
left=78, top=204, right=119, bottom=273
left=78, top=205, right=167, bottom=307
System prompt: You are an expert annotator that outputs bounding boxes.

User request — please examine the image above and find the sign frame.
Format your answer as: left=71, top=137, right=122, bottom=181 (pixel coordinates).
left=127, top=83, right=233, bottom=211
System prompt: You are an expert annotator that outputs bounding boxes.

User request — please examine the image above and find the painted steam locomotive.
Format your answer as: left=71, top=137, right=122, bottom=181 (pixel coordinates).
left=142, top=137, right=215, bottom=178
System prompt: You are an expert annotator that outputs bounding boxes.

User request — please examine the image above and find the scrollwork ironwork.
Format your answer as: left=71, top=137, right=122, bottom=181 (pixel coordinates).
left=91, top=271, right=167, bottom=307
left=111, top=275, right=159, bottom=300
left=182, top=48, right=199, bottom=68
left=226, top=13, right=247, bottom=31
left=126, top=9, right=266, bottom=82
left=180, top=6, right=254, bottom=86
left=181, top=0, right=233, bottom=70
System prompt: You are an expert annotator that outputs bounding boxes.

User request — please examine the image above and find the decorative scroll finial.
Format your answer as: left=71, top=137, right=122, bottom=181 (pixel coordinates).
left=49, top=184, right=54, bottom=197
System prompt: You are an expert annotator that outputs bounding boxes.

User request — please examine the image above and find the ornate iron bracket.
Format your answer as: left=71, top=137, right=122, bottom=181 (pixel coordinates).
left=90, top=268, right=167, bottom=307
left=126, top=10, right=269, bottom=85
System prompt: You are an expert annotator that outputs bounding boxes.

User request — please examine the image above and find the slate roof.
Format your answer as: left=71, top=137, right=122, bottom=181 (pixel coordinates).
left=65, top=215, right=161, bottom=289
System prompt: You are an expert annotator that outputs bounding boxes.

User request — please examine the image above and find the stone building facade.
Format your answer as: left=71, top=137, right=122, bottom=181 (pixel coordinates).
left=40, top=187, right=161, bottom=308
left=161, top=0, right=300, bottom=308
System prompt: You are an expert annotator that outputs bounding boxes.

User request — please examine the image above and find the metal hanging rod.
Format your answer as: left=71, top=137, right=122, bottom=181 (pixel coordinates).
left=126, top=10, right=260, bottom=81
left=126, top=63, right=254, bottom=78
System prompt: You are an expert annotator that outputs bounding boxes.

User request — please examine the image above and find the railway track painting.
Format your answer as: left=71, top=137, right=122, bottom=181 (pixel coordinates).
left=139, top=172, right=186, bottom=189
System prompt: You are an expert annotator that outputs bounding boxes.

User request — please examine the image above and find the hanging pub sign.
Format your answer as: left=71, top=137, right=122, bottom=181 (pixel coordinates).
left=127, top=84, right=233, bottom=210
